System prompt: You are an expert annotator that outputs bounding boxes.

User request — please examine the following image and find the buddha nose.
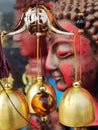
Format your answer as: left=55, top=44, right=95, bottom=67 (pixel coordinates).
left=45, top=52, right=57, bottom=70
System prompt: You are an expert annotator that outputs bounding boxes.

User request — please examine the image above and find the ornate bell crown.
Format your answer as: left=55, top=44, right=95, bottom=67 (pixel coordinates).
left=1, top=4, right=74, bottom=37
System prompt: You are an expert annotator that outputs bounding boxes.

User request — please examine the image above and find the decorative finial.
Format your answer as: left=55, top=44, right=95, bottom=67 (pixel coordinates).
left=76, top=13, right=86, bottom=34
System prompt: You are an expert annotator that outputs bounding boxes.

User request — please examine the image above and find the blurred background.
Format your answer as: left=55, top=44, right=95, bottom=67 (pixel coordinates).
left=0, top=0, right=15, bottom=47
left=0, top=0, right=28, bottom=88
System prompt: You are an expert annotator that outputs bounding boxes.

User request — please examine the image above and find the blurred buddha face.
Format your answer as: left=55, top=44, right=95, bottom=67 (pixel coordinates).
left=14, top=30, right=47, bottom=58
left=46, top=20, right=98, bottom=92
left=13, top=8, right=47, bottom=58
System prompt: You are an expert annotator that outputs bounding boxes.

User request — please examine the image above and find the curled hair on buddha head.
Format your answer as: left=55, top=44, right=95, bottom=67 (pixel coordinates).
left=52, top=0, right=98, bottom=47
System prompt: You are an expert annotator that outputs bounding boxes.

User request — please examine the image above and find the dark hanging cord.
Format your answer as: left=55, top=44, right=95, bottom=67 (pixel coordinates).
left=0, top=81, right=39, bottom=130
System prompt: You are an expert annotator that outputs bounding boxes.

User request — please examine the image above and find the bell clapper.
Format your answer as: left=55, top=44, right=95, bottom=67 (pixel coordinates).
left=73, top=128, right=79, bottom=130
left=73, top=127, right=88, bottom=130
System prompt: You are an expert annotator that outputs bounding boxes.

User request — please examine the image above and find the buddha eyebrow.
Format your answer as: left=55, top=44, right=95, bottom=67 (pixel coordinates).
left=52, top=39, right=74, bottom=46
left=46, top=31, right=74, bottom=47
left=52, top=41, right=73, bottom=52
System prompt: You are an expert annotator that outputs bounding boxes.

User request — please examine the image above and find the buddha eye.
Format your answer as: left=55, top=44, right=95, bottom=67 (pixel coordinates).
left=56, top=52, right=73, bottom=59
left=54, top=42, right=74, bottom=59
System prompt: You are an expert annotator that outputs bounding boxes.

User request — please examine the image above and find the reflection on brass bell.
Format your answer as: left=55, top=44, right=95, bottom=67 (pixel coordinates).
left=59, top=81, right=95, bottom=127
left=0, top=84, right=29, bottom=130
left=31, top=91, right=56, bottom=115
left=26, top=76, right=56, bottom=113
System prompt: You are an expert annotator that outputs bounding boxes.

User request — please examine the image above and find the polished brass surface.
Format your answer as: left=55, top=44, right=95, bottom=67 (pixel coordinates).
left=26, top=76, right=56, bottom=113
left=59, top=81, right=95, bottom=127
left=31, top=91, right=56, bottom=115
left=0, top=87, right=29, bottom=130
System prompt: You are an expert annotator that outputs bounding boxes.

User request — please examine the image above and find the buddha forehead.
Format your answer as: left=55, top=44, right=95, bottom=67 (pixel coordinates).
left=46, top=31, right=73, bottom=46
left=46, top=19, right=77, bottom=45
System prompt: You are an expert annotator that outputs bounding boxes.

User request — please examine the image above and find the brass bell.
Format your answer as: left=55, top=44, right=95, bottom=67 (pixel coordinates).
left=26, top=76, right=56, bottom=113
left=59, top=81, right=95, bottom=127
left=31, top=91, right=56, bottom=116
left=0, top=83, right=29, bottom=130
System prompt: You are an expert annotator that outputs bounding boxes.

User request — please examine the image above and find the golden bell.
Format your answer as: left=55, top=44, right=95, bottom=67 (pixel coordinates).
left=26, top=76, right=56, bottom=113
left=31, top=91, right=56, bottom=115
left=59, top=81, right=95, bottom=127
left=0, top=85, right=29, bottom=130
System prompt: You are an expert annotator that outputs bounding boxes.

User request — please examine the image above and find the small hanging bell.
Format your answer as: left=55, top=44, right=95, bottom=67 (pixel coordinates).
left=0, top=83, right=29, bottom=130
left=26, top=76, right=56, bottom=113
left=59, top=81, right=95, bottom=127
left=31, top=90, right=56, bottom=116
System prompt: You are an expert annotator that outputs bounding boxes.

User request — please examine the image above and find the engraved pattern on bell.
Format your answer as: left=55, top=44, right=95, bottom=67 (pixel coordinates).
left=31, top=92, right=56, bottom=115
left=24, top=5, right=53, bottom=34
left=59, top=82, right=95, bottom=127
left=0, top=88, right=29, bottom=130
left=26, top=77, right=56, bottom=113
